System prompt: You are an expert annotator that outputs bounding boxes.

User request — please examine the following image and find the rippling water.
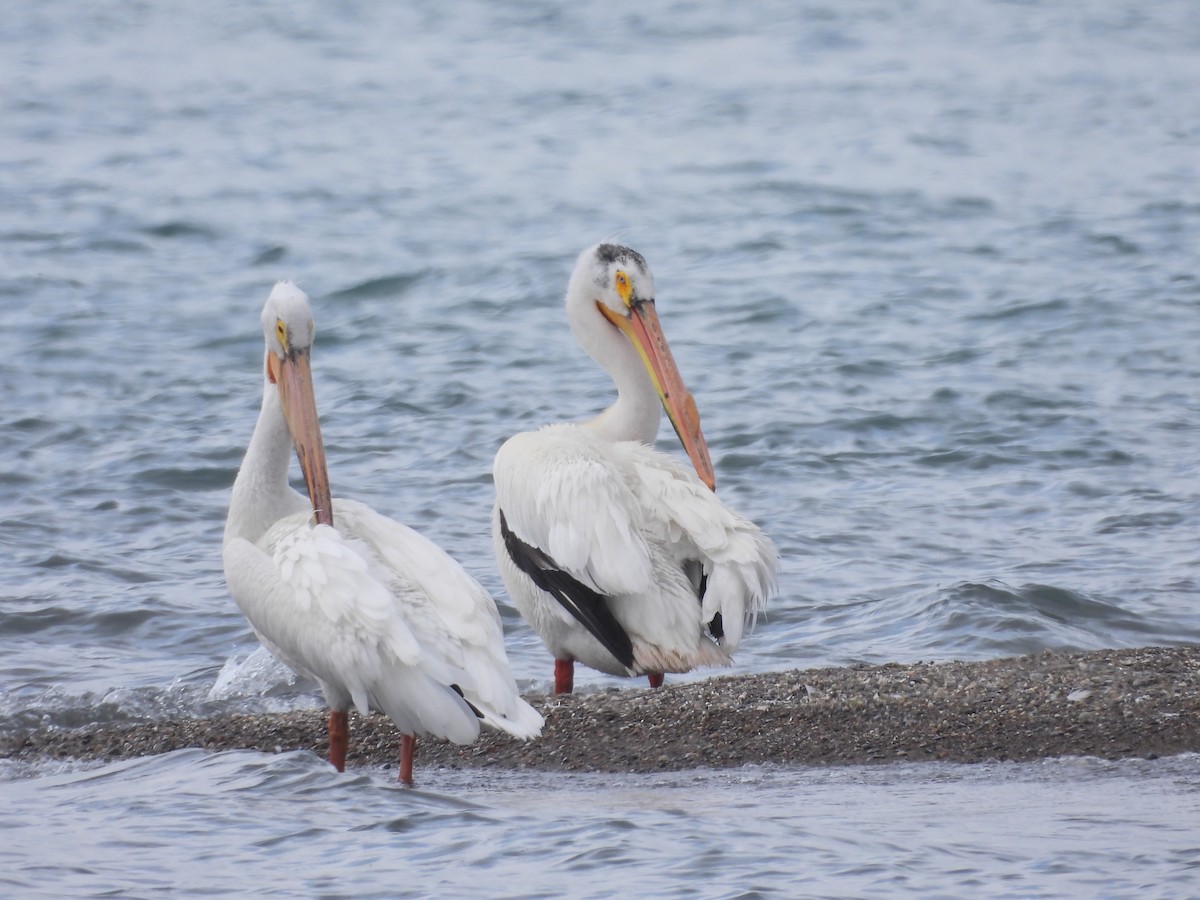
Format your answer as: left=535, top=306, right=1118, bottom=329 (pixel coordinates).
left=3, top=752, right=1199, bottom=898
left=2, top=1, right=1199, bottom=895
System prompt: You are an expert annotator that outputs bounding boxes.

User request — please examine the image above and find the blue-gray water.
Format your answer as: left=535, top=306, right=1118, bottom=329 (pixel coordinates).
left=2, top=1, right=1199, bottom=896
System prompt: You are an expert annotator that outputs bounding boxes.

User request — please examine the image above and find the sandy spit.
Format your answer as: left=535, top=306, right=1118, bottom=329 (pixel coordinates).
left=3, top=647, right=1197, bottom=776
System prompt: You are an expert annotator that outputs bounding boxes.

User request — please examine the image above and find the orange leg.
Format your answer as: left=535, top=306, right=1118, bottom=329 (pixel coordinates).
left=647, top=673, right=664, bottom=688
left=554, top=658, right=574, bottom=695
left=328, top=710, right=349, bottom=772
left=399, top=734, right=416, bottom=786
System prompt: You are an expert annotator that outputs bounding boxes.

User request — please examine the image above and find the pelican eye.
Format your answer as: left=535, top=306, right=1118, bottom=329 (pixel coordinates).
left=614, top=270, right=632, bottom=306
left=274, top=319, right=289, bottom=350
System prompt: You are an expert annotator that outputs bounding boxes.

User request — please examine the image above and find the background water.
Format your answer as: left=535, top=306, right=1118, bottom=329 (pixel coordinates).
left=2, top=1, right=1199, bottom=896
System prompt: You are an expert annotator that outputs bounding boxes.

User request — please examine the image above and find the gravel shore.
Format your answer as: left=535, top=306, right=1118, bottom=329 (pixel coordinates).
left=3, top=647, right=1197, bottom=776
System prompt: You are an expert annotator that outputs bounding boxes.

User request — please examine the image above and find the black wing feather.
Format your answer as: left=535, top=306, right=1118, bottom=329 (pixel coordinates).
left=499, top=509, right=635, bottom=669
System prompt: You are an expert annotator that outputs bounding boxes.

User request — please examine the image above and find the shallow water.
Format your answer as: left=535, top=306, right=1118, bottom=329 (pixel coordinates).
left=3, top=752, right=1199, bottom=898
left=2, top=0, right=1199, bottom=895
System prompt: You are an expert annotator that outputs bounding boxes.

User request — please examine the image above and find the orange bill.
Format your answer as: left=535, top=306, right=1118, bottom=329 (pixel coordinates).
left=599, top=300, right=716, bottom=491
left=267, top=348, right=334, bottom=526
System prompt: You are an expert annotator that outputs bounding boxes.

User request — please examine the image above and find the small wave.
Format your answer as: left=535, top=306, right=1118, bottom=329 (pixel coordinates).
left=139, top=221, right=219, bottom=240
left=1140, top=200, right=1200, bottom=216
left=914, top=448, right=1019, bottom=470
left=836, top=359, right=898, bottom=379
left=840, top=412, right=924, bottom=433
left=85, top=238, right=150, bottom=254
left=31, top=554, right=160, bottom=585
left=250, top=245, right=287, bottom=266
left=907, top=133, right=971, bottom=156
left=325, top=273, right=425, bottom=302
left=207, top=646, right=302, bottom=704
left=135, top=465, right=235, bottom=491
left=939, top=195, right=996, bottom=218
left=0, top=682, right=211, bottom=733
left=983, top=389, right=1083, bottom=411
left=1086, top=233, right=1140, bottom=255
left=967, top=298, right=1071, bottom=323
left=3, top=415, right=56, bottom=433
left=767, top=580, right=1177, bottom=667
left=0, top=652, right=321, bottom=735
left=2, top=230, right=64, bottom=244
left=0, top=755, right=105, bottom=782
left=0, top=604, right=155, bottom=636
left=929, top=580, right=1164, bottom=654
left=1096, top=511, right=1186, bottom=534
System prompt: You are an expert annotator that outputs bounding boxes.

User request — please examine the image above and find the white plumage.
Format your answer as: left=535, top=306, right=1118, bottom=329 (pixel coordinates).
left=492, top=244, right=778, bottom=693
left=224, top=281, right=541, bottom=780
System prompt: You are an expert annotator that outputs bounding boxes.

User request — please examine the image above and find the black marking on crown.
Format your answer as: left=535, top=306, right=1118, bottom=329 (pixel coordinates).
left=499, top=509, right=635, bottom=670
left=595, top=243, right=648, bottom=271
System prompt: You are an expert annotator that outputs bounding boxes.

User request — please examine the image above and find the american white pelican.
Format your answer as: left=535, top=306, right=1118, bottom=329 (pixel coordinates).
left=492, top=243, right=778, bottom=695
left=224, top=281, right=542, bottom=783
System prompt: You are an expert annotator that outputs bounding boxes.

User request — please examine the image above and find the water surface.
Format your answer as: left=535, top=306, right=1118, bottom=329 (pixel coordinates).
left=2, top=0, right=1199, bottom=895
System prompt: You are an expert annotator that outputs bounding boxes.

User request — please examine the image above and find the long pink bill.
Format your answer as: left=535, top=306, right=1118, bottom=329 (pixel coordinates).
left=268, top=349, right=335, bottom=526
left=603, top=299, right=716, bottom=492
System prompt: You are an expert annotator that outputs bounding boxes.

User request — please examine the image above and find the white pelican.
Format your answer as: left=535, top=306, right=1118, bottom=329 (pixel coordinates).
left=224, top=281, right=542, bottom=783
left=492, top=243, right=778, bottom=695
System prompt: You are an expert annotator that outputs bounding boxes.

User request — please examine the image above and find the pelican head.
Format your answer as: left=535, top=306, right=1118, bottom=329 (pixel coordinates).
left=567, top=243, right=715, bottom=492
left=261, top=281, right=333, bottom=526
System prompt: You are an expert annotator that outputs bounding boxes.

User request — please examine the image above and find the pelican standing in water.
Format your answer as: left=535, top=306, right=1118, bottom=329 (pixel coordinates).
left=492, top=244, right=778, bottom=695
left=224, top=281, right=542, bottom=783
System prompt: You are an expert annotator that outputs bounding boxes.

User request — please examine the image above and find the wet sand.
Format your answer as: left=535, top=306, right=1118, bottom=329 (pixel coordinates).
left=3, top=646, right=1197, bottom=775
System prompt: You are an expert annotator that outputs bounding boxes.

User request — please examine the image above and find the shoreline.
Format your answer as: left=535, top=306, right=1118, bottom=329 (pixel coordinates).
left=3, top=646, right=1197, bottom=775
